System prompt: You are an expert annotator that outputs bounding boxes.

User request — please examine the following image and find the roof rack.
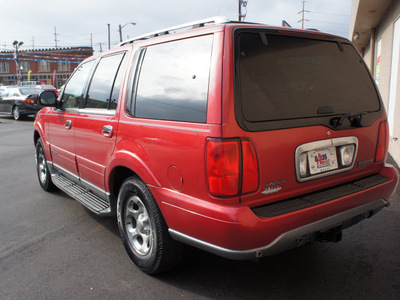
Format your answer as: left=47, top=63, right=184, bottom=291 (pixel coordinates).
left=118, top=16, right=230, bottom=47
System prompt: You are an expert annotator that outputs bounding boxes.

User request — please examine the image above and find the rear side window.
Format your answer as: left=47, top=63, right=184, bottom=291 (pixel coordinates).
left=134, top=35, right=213, bottom=123
left=235, top=31, right=381, bottom=130
left=86, top=53, right=126, bottom=109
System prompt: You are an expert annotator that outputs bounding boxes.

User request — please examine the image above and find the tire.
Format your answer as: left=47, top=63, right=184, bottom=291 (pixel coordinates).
left=12, top=106, right=21, bottom=120
left=117, top=176, right=183, bottom=274
left=35, top=138, right=56, bottom=191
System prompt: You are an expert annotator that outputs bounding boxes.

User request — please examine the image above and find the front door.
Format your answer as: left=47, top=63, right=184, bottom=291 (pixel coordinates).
left=47, top=60, right=95, bottom=178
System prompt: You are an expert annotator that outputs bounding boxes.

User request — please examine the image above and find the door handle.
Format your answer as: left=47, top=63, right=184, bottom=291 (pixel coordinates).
left=65, top=120, right=72, bottom=130
left=102, top=125, right=113, bottom=138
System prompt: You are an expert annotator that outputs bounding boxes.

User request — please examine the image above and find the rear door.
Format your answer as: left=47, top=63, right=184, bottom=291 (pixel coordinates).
left=74, top=52, right=128, bottom=192
left=232, top=29, right=384, bottom=204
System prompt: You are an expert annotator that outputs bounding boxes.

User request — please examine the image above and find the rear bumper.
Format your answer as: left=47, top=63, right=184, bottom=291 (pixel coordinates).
left=169, top=199, right=386, bottom=260
left=19, top=103, right=42, bottom=115
left=153, top=164, right=399, bottom=260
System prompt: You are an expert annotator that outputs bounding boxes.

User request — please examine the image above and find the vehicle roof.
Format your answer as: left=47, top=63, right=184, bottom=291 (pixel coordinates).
left=82, top=18, right=350, bottom=64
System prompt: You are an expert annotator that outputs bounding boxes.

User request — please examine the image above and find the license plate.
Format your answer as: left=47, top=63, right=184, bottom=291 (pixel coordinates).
left=308, top=147, right=338, bottom=175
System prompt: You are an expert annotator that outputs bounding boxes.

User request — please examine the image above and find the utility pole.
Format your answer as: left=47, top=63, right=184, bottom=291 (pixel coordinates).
left=238, top=0, right=248, bottom=22
left=119, top=22, right=136, bottom=43
left=54, top=27, right=59, bottom=47
left=32, top=36, right=35, bottom=50
left=90, top=33, right=93, bottom=49
left=107, top=24, right=111, bottom=50
left=297, top=1, right=310, bottom=30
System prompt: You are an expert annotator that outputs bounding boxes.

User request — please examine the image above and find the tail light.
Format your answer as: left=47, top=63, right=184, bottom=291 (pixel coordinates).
left=206, top=139, right=240, bottom=196
left=375, top=121, right=389, bottom=163
left=242, top=141, right=259, bottom=194
left=206, top=138, right=259, bottom=197
left=23, top=98, right=36, bottom=104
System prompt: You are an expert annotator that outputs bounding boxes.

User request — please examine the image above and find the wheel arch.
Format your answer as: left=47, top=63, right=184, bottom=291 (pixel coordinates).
left=106, top=150, right=162, bottom=200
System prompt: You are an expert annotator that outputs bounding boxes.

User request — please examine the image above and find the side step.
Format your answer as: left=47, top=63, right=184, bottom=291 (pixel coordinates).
left=52, top=173, right=111, bottom=214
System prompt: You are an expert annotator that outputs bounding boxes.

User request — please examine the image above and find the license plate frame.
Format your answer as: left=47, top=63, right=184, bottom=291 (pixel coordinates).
left=308, top=147, right=338, bottom=175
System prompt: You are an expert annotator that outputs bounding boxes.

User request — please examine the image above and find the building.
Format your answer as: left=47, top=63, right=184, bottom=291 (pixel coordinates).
left=0, top=47, right=93, bottom=88
left=350, top=0, right=400, bottom=166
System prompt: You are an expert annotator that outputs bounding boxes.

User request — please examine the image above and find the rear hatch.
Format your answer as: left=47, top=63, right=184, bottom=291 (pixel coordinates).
left=232, top=28, right=387, bottom=206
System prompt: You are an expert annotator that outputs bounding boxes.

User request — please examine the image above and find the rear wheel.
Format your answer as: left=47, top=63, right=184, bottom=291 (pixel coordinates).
left=35, top=138, right=56, bottom=191
left=12, top=106, right=21, bottom=120
left=117, top=176, right=183, bottom=274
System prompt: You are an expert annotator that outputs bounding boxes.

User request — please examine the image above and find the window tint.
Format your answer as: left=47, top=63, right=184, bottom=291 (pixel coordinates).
left=135, top=35, right=213, bottom=123
left=110, top=54, right=128, bottom=109
left=237, top=32, right=380, bottom=123
left=86, top=53, right=125, bottom=109
left=61, top=60, right=95, bottom=109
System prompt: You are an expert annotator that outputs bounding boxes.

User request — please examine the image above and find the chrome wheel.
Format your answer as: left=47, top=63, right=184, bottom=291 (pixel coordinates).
left=35, top=138, right=56, bottom=191
left=37, top=146, right=47, bottom=184
left=117, top=176, right=183, bottom=274
left=13, top=106, right=20, bottom=120
left=124, top=195, right=153, bottom=256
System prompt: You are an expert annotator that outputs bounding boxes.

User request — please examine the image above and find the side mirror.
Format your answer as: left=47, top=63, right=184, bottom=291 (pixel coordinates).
left=38, top=91, right=58, bottom=107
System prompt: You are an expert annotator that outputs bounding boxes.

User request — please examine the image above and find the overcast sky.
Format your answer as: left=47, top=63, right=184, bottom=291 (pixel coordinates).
left=0, top=0, right=352, bottom=52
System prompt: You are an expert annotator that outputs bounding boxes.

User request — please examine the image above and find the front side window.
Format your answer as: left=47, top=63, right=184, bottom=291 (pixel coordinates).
left=134, top=35, right=213, bottom=123
left=86, top=53, right=126, bottom=109
left=61, top=60, right=95, bottom=109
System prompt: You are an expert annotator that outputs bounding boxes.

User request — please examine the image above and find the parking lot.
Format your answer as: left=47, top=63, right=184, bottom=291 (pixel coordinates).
left=0, top=116, right=399, bottom=299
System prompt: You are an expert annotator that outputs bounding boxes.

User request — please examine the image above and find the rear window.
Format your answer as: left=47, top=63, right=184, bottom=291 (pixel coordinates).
left=19, top=87, right=42, bottom=95
left=235, top=31, right=381, bottom=130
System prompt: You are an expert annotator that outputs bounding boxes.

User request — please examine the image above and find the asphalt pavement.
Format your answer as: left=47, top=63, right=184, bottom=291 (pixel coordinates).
left=0, top=116, right=399, bottom=299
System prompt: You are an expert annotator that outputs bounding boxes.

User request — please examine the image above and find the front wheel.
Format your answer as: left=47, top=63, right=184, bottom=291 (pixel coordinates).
left=36, top=138, right=56, bottom=191
left=117, top=176, right=183, bottom=274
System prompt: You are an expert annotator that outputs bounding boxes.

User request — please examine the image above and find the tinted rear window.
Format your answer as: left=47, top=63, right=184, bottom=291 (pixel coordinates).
left=236, top=32, right=380, bottom=129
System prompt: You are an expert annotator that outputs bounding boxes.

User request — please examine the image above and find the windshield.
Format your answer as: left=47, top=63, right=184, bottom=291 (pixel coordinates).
left=235, top=31, right=381, bottom=130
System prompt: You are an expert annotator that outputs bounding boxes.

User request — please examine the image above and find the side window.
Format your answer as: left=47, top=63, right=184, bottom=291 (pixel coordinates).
left=86, top=53, right=125, bottom=109
left=61, top=60, right=95, bottom=109
left=110, top=54, right=128, bottom=109
left=135, top=35, right=213, bottom=123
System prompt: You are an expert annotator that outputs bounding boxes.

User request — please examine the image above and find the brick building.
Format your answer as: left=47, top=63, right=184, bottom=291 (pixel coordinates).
left=0, top=47, right=93, bottom=88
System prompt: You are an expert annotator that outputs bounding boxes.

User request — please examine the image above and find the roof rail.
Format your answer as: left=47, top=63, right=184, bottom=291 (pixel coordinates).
left=118, top=16, right=230, bottom=47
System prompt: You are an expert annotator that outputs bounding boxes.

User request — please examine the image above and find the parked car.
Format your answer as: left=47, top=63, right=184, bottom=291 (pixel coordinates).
left=0, top=86, right=43, bottom=120
left=34, top=17, right=399, bottom=274
left=36, top=85, right=58, bottom=97
left=21, top=81, right=41, bottom=87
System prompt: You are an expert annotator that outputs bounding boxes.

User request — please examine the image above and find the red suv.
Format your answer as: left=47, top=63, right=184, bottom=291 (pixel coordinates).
left=34, top=17, right=399, bottom=274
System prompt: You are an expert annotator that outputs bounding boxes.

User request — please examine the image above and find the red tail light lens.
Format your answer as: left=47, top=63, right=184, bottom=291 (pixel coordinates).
left=375, top=121, right=389, bottom=163
left=206, top=139, right=240, bottom=196
left=23, top=98, right=35, bottom=104
left=242, top=140, right=259, bottom=194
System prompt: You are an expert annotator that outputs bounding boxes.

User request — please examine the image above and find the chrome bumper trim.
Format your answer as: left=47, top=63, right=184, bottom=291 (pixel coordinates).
left=169, top=199, right=387, bottom=260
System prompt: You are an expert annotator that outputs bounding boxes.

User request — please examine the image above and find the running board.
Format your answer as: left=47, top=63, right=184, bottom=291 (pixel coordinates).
left=51, top=173, right=111, bottom=214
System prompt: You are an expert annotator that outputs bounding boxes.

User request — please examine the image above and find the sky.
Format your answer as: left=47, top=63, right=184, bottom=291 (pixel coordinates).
left=0, top=0, right=352, bottom=53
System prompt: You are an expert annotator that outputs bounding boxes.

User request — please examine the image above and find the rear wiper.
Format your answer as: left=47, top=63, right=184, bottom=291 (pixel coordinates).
left=330, top=113, right=364, bottom=128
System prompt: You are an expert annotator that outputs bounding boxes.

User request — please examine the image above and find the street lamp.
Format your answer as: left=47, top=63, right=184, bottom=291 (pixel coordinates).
left=12, top=40, right=24, bottom=86
left=119, top=22, right=136, bottom=42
